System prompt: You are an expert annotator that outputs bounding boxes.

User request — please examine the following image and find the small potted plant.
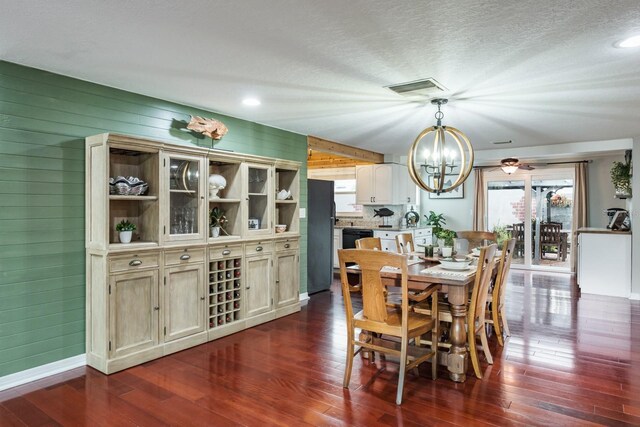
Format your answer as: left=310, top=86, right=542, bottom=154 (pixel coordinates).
left=492, top=224, right=511, bottom=247
left=115, top=219, right=136, bottom=244
left=424, top=211, right=446, bottom=244
left=210, top=207, right=227, bottom=238
left=611, top=159, right=632, bottom=198
left=436, top=229, right=457, bottom=257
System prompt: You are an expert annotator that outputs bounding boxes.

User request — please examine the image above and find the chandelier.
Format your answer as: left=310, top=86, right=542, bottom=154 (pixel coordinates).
left=408, top=99, right=474, bottom=194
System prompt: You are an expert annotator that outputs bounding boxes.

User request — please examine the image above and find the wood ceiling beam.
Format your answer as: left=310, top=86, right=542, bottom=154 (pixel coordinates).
left=307, top=135, right=384, bottom=164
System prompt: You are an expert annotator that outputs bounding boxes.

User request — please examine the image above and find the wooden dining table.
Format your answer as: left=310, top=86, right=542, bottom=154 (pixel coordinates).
left=348, top=255, right=490, bottom=383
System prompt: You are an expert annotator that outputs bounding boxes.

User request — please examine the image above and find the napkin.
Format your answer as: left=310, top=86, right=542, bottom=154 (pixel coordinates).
left=420, top=265, right=477, bottom=281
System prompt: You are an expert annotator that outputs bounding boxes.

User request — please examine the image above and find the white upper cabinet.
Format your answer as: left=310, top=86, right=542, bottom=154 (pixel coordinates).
left=355, top=164, right=415, bottom=205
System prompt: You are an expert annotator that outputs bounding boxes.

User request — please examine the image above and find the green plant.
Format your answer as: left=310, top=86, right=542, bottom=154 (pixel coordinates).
left=492, top=223, right=510, bottom=247
left=209, top=207, right=227, bottom=229
left=611, top=160, right=632, bottom=194
left=436, top=229, right=457, bottom=247
left=115, top=219, right=136, bottom=232
left=424, top=211, right=446, bottom=236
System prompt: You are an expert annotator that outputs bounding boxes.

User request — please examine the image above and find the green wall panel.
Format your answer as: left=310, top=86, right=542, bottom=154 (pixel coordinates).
left=0, top=60, right=308, bottom=377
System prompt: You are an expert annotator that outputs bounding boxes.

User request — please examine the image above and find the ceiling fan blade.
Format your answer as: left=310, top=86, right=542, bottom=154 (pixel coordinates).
left=519, top=164, right=535, bottom=170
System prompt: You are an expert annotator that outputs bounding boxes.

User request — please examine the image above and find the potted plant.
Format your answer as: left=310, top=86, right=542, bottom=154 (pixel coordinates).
left=611, top=159, right=632, bottom=198
left=115, top=219, right=136, bottom=244
left=492, top=224, right=511, bottom=247
left=424, top=211, right=446, bottom=244
left=210, top=207, right=227, bottom=237
left=436, top=229, right=457, bottom=257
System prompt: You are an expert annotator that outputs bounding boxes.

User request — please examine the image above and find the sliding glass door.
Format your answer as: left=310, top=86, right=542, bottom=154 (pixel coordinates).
left=485, top=167, right=574, bottom=272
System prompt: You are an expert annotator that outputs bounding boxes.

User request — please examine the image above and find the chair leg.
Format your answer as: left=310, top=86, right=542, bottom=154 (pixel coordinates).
left=479, top=327, right=493, bottom=365
left=468, top=331, right=482, bottom=379
left=501, top=306, right=511, bottom=337
left=431, top=324, right=438, bottom=380
left=396, top=337, right=409, bottom=405
left=343, top=328, right=355, bottom=388
left=492, top=307, right=504, bottom=346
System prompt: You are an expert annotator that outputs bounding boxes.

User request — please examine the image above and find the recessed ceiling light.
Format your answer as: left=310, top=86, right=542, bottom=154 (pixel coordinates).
left=616, top=35, right=640, bottom=48
left=242, top=98, right=261, bottom=106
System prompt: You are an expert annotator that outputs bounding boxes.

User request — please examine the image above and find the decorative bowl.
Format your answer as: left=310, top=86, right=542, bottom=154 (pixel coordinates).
left=275, top=224, right=287, bottom=233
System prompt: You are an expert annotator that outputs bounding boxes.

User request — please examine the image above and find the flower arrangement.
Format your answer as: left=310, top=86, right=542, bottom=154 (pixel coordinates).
left=550, top=193, right=572, bottom=208
left=210, top=207, right=227, bottom=230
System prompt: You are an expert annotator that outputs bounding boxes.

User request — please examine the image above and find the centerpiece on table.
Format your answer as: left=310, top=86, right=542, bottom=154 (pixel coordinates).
left=436, top=229, right=457, bottom=257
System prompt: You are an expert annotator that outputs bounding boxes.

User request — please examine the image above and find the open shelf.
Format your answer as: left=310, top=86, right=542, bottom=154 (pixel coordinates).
left=275, top=167, right=299, bottom=234
left=209, top=202, right=241, bottom=237
left=275, top=200, right=296, bottom=204
left=208, top=256, right=242, bottom=328
left=209, top=160, right=242, bottom=200
left=109, top=195, right=158, bottom=201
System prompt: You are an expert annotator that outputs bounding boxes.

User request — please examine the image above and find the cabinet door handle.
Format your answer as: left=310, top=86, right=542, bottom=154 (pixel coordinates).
left=284, top=243, right=290, bottom=249
left=256, top=246, right=263, bottom=252
left=180, top=254, right=191, bottom=260
left=276, top=280, right=280, bottom=284
left=154, top=306, right=160, bottom=311
left=200, top=296, right=206, bottom=300
left=222, top=249, right=231, bottom=256
left=129, top=259, right=142, bottom=266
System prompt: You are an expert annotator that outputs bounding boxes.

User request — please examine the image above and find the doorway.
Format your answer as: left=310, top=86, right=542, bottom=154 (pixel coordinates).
left=485, top=167, right=574, bottom=272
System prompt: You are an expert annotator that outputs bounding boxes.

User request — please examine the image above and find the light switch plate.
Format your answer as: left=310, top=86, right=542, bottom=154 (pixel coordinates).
left=299, top=208, right=306, bottom=218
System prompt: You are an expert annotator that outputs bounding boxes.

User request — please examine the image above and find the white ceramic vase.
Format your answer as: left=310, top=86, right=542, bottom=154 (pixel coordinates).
left=441, top=247, right=453, bottom=257
left=119, top=231, right=132, bottom=244
left=211, top=226, right=221, bottom=238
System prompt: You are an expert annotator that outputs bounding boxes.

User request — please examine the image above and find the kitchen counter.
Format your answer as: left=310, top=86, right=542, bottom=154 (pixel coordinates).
left=335, top=224, right=432, bottom=232
left=577, top=227, right=631, bottom=235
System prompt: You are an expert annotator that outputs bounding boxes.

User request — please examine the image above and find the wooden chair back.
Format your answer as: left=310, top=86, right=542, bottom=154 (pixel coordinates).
left=395, top=233, right=415, bottom=254
left=512, top=223, right=525, bottom=257
left=356, top=237, right=382, bottom=250
left=456, top=231, right=496, bottom=250
left=540, top=222, right=561, bottom=245
left=468, top=244, right=498, bottom=333
left=494, top=238, right=516, bottom=311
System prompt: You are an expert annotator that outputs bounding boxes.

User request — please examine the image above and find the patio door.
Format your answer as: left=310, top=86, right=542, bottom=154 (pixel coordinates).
left=485, top=167, right=574, bottom=272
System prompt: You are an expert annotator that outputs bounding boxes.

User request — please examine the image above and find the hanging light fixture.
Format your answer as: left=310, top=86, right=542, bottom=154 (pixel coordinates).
left=408, top=99, right=474, bottom=194
left=500, top=158, right=520, bottom=175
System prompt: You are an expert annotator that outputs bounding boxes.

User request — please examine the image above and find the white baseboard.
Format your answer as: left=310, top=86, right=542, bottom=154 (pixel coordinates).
left=630, top=293, right=640, bottom=300
left=299, top=292, right=310, bottom=306
left=0, top=354, right=86, bottom=392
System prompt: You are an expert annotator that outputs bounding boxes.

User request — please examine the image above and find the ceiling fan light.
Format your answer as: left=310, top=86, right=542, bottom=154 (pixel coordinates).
left=616, top=35, right=640, bottom=48
left=501, top=165, right=519, bottom=174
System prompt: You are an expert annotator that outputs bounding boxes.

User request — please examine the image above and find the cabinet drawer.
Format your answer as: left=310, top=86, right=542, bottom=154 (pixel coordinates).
left=276, top=239, right=299, bottom=252
left=373, top=230, right=401, bottom=239
left=110, top=253, right=159, bottom=273
left=414, top=228, right=432, bottom=238
left=245, top=241, right=274, bottom=255
left=209, top=244, right=243, bottom=260
left=165, top=248, right=205, bottom=266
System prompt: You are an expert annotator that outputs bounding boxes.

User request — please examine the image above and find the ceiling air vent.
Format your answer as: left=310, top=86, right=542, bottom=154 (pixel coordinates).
left=385, top=78, right=447, bottom=97
left=492, top=140, right=513, bottom=145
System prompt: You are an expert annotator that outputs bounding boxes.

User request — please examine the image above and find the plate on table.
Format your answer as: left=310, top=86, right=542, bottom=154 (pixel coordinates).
left=470, top=248, right=502, bottom=257
left=438, top=257, right=473, bottom=270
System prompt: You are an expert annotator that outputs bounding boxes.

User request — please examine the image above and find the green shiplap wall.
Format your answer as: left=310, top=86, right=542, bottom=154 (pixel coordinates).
left=0, top=61, right=308, bottom=377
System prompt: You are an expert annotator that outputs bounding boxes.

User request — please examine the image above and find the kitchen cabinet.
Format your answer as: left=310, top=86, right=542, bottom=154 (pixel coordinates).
left=333, top=228, right=342, bottom=268
left=577, top=229, right=631, bottom=298
left=244, top=163, right=273, bottom=237
left=356, top=164, right=415, bottom=205
left=373, top=227, right=433, bottom=252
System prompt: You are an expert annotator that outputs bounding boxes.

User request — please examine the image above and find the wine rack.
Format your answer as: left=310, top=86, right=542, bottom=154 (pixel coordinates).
left=208, top=256, right=242, bottom=328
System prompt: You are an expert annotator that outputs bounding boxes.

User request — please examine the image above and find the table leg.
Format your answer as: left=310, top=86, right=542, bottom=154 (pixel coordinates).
left=447, top=287, right=468, bottom=382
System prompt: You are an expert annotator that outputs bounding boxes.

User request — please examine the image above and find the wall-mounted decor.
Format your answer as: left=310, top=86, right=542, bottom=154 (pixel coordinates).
left=187, top=115, right=229, bottom=140
left=428, top=175, right=464, bottom=199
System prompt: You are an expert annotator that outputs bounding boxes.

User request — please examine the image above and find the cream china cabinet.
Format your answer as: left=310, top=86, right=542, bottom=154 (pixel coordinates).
left=86, top=133, right=301, bottom=374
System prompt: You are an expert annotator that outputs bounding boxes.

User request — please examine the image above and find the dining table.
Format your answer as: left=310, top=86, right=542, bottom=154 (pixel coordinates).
left=348, top=253, right=494, bottom=383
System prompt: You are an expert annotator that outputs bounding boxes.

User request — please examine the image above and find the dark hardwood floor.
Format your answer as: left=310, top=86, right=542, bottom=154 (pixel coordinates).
left=2, top=270, right=640, bottom=426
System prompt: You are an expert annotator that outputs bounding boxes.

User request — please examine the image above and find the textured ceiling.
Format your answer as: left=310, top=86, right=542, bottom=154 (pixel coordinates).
left=1, top=0, right=640, bottom=155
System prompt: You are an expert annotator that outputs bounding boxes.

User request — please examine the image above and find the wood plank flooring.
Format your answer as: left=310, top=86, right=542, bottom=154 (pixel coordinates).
left=1, top=270, right=640, bottom=426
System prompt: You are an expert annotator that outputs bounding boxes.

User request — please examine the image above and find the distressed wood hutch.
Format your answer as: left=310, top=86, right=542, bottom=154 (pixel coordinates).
left=85, top=133, right=301, bottom=374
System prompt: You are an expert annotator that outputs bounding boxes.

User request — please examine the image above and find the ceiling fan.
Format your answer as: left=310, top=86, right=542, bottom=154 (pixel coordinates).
left=500, top=158, right=535, bottom=174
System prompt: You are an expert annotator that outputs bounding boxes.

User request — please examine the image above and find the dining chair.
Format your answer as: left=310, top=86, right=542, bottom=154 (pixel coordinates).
left=356, top=237, right=382, bottom=250
left=512, top=223, right=525, bottom=258
left=414, top=243, right=498, bottom=379
left=395, top=233, right=415, bottom=254
left=486, top=238, right=516, bottom=346
left=338, top=248, right=439, bottom=405
left=455, top=231, right=496, bottom=251
left=539, top=222, right=562, bottom=259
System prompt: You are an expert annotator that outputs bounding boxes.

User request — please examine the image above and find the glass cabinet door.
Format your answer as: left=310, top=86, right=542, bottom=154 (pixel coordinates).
left=166, top=153, right=206, bottom=242
left=245, top=163, right=273, bottom=236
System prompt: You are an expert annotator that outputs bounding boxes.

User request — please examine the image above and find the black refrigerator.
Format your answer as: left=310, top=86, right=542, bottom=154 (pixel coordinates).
left=307, top=179, right=335, bottom=294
